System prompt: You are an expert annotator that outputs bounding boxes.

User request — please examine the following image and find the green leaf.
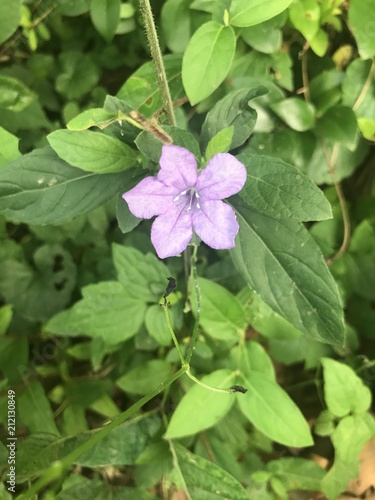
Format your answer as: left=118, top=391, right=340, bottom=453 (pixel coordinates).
left=331, top=413, right=375, bottom=463
left=314, top=409, right=335, bottom=436
left=56, top=52, right=99, bottom=100
left=205, top=126, right=234, bottom=159
left=289, top=0, right=320, bottom=41
left=0, top=148, right=133, bottom=225
left=48, top=130, right=137, bottom=174
left=117, top=55, right=184, bottom=118
left=342, top=60, right=375, bottom=123
left=230, top=200, right=345, bottom=345
left=145, top=305, right=172, bottom=346
left=116, top=195, right=141, bottom=234
left=0, top=127, right=20, bottom=167
left=182, top=21, right=236, bottom=105
left=229, top=0, right=293, bottom=27
left=171, top=443, right=249, bottom=499
left=165, top=370, right=235, bottom=438
left=57, top=0, right=90, bottom=16
left=236, top=372, right=313, bottom=446
left=271, top=97, right=316, bottom=131
left=161, top=0, right=191, bottom=53
left=0, top=0, right=21, bottom=45
left=315, top=105, right=358, bottom=150
left=18, top=381, right=59, bottom=435
left=117, top=360, right=172, bottom=395
left=67, top=108, right=117, bottom=131
left=267, top=457, right=325, bottom=491
left=0, top=305, right=12, bottom=336
left=321, top=358, right=372, bottom=417
left=45, top=281, right=146, bottom=345
left=237, top=154, right=332, bottom=221
left=190, top=277, right=246, bottom=342
left=310, top=28, right=328, bottom=57
left=200, top=88, right=267, bottom=151
left=90, top=0, right=120, bottom=43
left=231, top=340, right=276, bottom=381
left=321, top=460, right=359, bottom=500
left=0, top=76, right=35, bottom=112
left=112, top=245, right=169, bottom=302
left=348, top=0, right=375, bottom=59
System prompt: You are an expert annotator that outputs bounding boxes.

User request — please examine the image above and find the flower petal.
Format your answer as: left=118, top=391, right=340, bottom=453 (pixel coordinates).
left=192, top=200, right=239, bottom=249
left=151, top=205, right=193, bottom=258
left=157, top=145, right=198, bottom=190
left=196, top=153, right=247, bottom=200
left=123, top=177, right=177, bottom=219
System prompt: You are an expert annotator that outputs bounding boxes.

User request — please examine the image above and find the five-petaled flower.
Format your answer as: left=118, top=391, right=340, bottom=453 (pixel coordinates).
left=122, top=145, right=247, bottom=259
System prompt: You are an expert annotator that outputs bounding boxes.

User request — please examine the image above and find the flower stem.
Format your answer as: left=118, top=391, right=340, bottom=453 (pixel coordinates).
left=185, top=368, right=235, bottom=394
left=162, top=303, right=186, bottom=365
left=185, top=245, right=202, bottom=364
left=138, top=0, right=176, bottom=126
left=18, top=366, right=187, bottom=499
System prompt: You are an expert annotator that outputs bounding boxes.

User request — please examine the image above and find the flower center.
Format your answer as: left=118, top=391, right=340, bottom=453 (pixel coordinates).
left=173, top=187, right=200, bottom=212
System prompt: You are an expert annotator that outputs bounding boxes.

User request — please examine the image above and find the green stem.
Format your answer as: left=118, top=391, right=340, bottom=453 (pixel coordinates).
left=185, top=245, right=201, bottom=364
left=162, top=304, right=186, bottom=365
left=17, top=366, right=187, bottom=500
left=138, top=0, right=176, bottom=126
left=185, top=368, right=234, bottom=394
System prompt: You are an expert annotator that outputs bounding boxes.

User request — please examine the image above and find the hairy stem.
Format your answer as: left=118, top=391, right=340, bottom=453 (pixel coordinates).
left=138, top=0, right=176, bottom=126
left=185, top=245, right=202, bottom=364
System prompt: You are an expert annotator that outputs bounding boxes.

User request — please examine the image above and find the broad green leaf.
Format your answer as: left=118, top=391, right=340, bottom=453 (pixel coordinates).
left=229, top=0, right=293, bottom=27
left=117, top=55, right=184, bottom=118
left=90, top=0, right=120, bottom=43
left=0, top=127, right=20, bottom=167
left=348, top=0, right=375, bottom=59
left=165, top=370, right=235, bottom=438
left=0, top=148, right=133, bottom=225
left=117, top=360, right=172, bottom=395
left=321, top=358, right=372, bottom=417
left=45, top=281, right=146, bottom=344
left=237, top=154, right=332, bottom=221
left=0, top=76, right=35, bottom=112
left=48, top=130, right=138, bottom=174
left=271, top=97, right=316, bottom=131
left=310, top=69, right=343, bottom=114
left=331, top=413, right=375, bottom=463
left=182, top=21, right=236, bottom=105
left=310, top=28, right=328, bottom=57
left=67, top=108, right=117, bottom=131
left=18, top=381, right=59, bottom=435
left=236, top=372, right=313, bottom=446
left=358, top=117, right=375, bottom=140
left=289, top=0, right=320, bottom=41
left=200, top=87, right=267, bottom=151
left=56, top=52, right=99, bottom=100
left=241, top=22, right=282, bottom=54
left=267, top=457, right=325, bottom=491
left=190, top=277, right=246, bottom=342
left=0, top=0, right=21, bottom=45
left=315, top=105, right=358, bottom=150
left=112, top=245, right=169, bottom=302
left=57, top=0, right=90, bottom=16
left=171, top=443, right=249, bottom=500
left=116, top=195, right=141, bottom=234
left=205, top=126, right=234, bottom=159
left=230, top=200, right=345, bottom=345
left=342, top=60, right=375, bottom=122
left=161, top=0, right=191, bottom=53
left=145, top=305, right=172, bottom=346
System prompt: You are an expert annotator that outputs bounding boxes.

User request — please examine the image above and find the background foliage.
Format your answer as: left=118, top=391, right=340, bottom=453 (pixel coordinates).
left=0, top=0, right=374, bottom=498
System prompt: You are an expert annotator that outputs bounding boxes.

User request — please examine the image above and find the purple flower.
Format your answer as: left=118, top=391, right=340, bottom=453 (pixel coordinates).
left=123, top=145, right=247, bottom=259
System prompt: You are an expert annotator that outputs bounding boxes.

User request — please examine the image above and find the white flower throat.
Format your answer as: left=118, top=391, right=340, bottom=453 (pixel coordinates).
left=173, top=187, right=200, bottom=212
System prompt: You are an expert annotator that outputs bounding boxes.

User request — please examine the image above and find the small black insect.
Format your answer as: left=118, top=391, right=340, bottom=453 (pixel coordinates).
left=162, top=276, right=177, bottom=306
left=229, top=385, right=248, bottom=394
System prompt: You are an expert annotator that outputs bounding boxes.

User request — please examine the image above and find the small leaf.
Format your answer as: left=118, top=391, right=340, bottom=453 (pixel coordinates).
left=321, top=358, right=372, bottom=417
left=67, top=108, right=117, bottom=130
left=48, top=130, right=138, bottom=173
left=161, top=0, right=191, bottom=53
left=165, top=370, right=235, bottom=438
left=90, top=0, right=120, bottom=43
left=237, top=154, right=332, bottom=221
left=315, top=105, right=358, bottom=150
left=56, top=51, right=99, bottom=100
left=18, top=381, right=60, bottom=435
left=321, top=460, right=359, bottom=500
left=0, top=126, right=20, bottom=167
left=205, top=126, right=234, bottom=159
left=0, top=0, right=21, bottom=45
left=182, top=21, right=236, bottom=105
left=331, top=413, right=375, bottom=463
left=237, top=372, right=313, bottom=446
left=170, top=443, right=249, bottom=499
left=231, top=340, right=276, bottom=381
left=267, top=457, right=325, bottom=491
left=0, top=76, right=35, bottom=112
left=190, top=277, right=246, bottom=342
left=0, top=305, right=13, bottom=336
left=289, top=0, right=320, bottom=41
left=117, top=360, right=172, bottom=395
left=271, top=97, right=316, bottom=131
left=230, top=200, right=345, bottom=345
left=229, top=0, right=293, bottom=27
